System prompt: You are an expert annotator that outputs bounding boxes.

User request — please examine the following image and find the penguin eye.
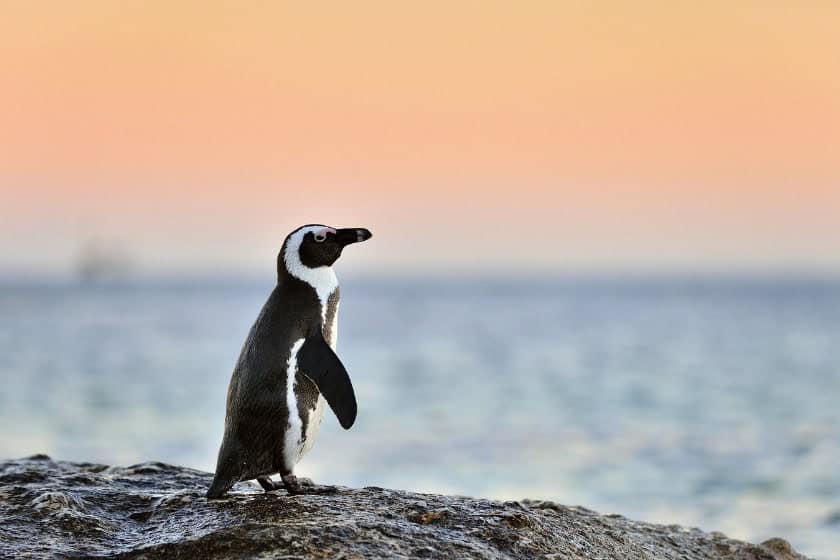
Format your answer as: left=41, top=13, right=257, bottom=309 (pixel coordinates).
left=313, top=233, right=327, bottom=243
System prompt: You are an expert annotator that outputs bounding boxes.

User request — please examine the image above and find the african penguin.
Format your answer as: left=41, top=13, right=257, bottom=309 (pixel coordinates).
left=207, top=224, right=372, bottom=499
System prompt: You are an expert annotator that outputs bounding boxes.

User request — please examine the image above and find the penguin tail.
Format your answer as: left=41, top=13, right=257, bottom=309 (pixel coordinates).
left=206, top=474, right=234, bottom=500
left=208, top=432, right=244, bottom=499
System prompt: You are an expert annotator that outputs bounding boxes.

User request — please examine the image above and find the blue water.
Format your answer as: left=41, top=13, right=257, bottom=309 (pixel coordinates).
left=1, top=276, right=838, bottom=558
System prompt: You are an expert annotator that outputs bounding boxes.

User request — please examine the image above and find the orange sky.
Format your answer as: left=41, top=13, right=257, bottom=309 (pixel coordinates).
left=1, top=2, right=839, bottom=274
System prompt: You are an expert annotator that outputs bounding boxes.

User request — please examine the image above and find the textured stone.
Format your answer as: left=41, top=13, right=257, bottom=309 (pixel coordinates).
left=0, top=455, right=810, bottom=559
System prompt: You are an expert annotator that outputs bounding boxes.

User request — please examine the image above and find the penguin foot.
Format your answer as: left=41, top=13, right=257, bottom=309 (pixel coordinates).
left=281, top=473, right=302, bottom=495
left=257, top=476, right=280, bottom=493
left=281, top=474, right=337, bottom=496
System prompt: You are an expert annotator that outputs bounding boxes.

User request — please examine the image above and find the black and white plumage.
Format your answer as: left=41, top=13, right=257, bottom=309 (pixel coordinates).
left=207, top=224, right=372, bottom=499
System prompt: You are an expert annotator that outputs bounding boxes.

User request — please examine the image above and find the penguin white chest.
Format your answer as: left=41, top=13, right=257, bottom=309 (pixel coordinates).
left=281, top=295, right=339, bottom=469
left=282, top=338, right=306, bottom=469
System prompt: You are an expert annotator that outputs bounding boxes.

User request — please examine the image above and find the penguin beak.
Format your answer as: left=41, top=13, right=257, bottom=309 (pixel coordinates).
left=334, top=228, right=372, bottom=246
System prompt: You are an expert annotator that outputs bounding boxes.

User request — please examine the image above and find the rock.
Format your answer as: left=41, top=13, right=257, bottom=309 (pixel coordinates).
left=0, top=455, right=811, bottom=559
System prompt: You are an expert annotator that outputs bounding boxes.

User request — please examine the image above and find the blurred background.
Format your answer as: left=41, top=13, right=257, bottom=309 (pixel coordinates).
left=1, top=2, right=838, bottom=558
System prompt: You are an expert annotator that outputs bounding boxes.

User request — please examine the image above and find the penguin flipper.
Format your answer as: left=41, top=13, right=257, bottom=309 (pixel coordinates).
left=297, top=333, right=357, bottom=429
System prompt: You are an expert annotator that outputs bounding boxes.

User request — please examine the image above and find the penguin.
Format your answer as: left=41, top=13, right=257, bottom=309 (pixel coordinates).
left=207, top=224, right=372, bottom=499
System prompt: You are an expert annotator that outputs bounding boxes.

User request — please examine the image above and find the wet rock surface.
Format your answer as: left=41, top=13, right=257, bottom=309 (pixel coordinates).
left=0, top=455, right=810, bottom=559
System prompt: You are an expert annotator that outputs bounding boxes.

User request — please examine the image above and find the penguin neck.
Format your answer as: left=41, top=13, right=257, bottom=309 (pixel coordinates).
left=278, top=261, right=338, bottom=319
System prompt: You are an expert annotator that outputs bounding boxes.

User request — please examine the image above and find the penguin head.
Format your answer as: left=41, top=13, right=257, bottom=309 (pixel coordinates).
left=280, top=224, right=372, bottom=279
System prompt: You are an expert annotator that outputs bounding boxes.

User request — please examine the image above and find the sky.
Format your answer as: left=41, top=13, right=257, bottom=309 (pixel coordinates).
left=1, top=2, right=839, bottom=276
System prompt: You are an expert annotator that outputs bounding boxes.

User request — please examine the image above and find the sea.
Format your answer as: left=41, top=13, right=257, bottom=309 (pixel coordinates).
left=0, top=276, right=838, bottom=558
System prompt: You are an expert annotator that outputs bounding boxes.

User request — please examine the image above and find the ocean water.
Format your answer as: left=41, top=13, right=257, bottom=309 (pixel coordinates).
left=0, top=276, right=838, bottom=558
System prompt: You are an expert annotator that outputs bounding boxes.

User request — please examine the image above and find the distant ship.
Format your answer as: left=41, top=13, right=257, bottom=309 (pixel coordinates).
left=75, top=239, right=133, bottom=282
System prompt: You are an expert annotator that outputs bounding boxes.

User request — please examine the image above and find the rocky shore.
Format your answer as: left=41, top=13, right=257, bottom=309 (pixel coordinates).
left=0, top=455, right=809, bottom=559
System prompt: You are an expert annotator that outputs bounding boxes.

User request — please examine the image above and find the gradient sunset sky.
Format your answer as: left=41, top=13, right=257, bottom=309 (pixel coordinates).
left=2, top=2, right=838, bottom=275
